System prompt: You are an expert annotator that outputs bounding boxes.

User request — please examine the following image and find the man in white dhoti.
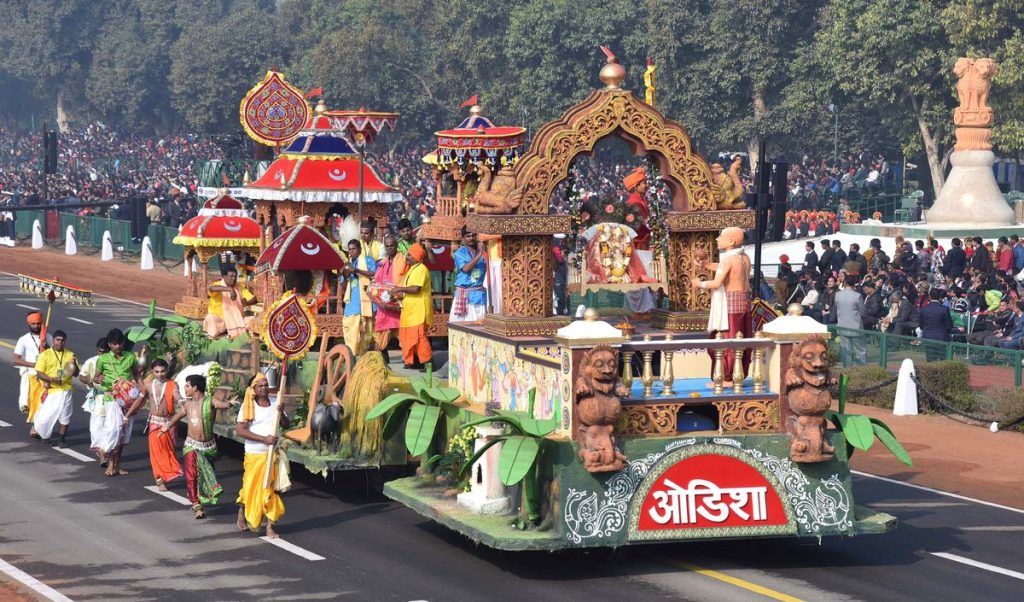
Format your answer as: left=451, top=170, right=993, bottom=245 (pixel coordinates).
left=32, top=330, right=79, bottom=447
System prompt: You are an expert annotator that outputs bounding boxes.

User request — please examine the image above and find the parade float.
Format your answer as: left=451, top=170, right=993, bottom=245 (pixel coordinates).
left=367, top=50, right=906, bottom=550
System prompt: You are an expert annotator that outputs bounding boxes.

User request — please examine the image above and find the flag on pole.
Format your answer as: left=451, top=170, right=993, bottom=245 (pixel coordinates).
left=460, top=95, right=478, bottom=109
left=304, top=85, right=324, bottom=99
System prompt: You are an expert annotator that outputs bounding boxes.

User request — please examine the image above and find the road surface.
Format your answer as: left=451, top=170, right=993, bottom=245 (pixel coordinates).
left=0, top=274, right=1020, bottom=601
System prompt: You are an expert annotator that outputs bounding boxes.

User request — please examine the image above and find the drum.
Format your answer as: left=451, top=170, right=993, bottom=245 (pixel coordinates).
left=367, top=283, right=402, bottom=311
left=112, top=378, right=142, bottom=408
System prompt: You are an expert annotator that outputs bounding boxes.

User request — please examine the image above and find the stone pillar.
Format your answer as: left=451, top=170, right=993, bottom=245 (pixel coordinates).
left=928, top=58, right=1014, bottom=226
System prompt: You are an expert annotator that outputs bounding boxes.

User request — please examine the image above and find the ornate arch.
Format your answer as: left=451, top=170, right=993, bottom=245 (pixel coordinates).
left=508, top=89, right=719, bottom=215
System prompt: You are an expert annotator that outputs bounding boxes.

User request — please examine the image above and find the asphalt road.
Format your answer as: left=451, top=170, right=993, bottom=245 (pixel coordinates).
left=0, top=274, right=1021, bottom=602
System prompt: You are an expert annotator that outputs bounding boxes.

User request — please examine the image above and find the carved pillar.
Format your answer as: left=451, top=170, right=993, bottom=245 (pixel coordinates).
left=468, top=214, right=572, bottom=337
left=651, top=209, right=755, bottom=331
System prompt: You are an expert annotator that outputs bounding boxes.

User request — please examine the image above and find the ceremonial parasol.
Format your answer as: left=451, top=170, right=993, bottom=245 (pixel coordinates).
left=433, top=104, right=526, bottom=169
left=239, top=71, right=309, bottom=148
left=260, top=291, right=317, bottom=487
left=18, top=274, right=93, bottom=306
left=256, top=217, right=346, bottom=275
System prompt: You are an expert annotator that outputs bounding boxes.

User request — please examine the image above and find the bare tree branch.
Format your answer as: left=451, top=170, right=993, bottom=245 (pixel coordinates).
left=388, top=64, right=457, bottom=115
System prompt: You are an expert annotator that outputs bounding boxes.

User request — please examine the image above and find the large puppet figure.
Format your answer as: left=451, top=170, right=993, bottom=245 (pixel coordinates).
left=691, top=227, right=752, bottom=386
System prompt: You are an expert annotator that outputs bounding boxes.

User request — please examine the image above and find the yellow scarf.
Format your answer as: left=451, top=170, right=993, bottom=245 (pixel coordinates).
left=241, top=374, right=268, bottom=422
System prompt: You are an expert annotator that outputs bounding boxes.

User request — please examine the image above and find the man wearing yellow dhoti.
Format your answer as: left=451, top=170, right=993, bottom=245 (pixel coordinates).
left=203, top=265, right=258, bottom=339
left=235, top=374, right=290, bottom=538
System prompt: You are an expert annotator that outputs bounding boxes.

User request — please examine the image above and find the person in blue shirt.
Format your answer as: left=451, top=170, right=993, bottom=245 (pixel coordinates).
left=450, top=227, right=487, bottom=323
left=342, top=239, right=377, bottom=355
left=1011, top=234, right=1024, bottom=274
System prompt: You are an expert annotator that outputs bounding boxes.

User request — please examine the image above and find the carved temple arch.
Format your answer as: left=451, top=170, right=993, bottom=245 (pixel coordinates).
left=509, top=89, right=720, bottom=215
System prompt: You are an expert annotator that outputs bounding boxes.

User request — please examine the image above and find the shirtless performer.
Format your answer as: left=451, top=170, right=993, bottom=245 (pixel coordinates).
left=691, top=227, right=752, bottom=386
left=161, top=375, right=235, bottom=519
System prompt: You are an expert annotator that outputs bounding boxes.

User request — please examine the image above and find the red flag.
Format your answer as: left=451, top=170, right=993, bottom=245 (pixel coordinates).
left=221, top=171, right=231, bottom=186
left=304, top=85, right=324, bottom=99
left=460, top=94, right=478, bottom=108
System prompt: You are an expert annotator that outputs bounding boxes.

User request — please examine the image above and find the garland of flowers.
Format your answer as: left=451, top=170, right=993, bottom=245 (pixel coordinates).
left=566, top=171, right=584, bottom=273
left=645, top=158, right=670, bottom=261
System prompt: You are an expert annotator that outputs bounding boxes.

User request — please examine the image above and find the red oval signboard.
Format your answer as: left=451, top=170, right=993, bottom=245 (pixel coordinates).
left=628, top=445, right=797, bottom=541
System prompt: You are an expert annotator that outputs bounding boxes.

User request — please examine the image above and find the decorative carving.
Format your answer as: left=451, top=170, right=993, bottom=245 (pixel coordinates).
left=481, top=314, right=571, bottom=338
left=710, top=156, right=746, bottom=209
left=953, top=57, right=998, bottom=151
left=421, top=215, right=466, bottom=242
left=665, top=209, right=755, bottom=232
left=649, top=309, right=710, bottom=332
left=472, top=163, right=521, bottom=214
left=713, top=400, right=780, bottom=433
left=666, top=230, right=714, bottom=312
left=574, top=345, right=628, bottom=472
left=467, top=214, right=572, bottom=236
left=784, top=336, right=837, bottom=463
left=622, top=404, right=680, bottom=435
left=508, top=89, right=718, bottom=215
left=501, top=235, right=553, bottom=317
left=174, top=297, right=209, bottom=320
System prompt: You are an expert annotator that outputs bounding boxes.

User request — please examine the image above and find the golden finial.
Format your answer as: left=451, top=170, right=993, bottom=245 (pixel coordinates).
left=583, top=307, right=600, bottom=321
left=314, top=99, right=327, bottom=115
left=599, top=45, right=626, bottom=90
left=297, top=215, right=310, bottom=226
left=469, top=105, right=483, bottom=116
left=787, top=303, right=804, bottom=316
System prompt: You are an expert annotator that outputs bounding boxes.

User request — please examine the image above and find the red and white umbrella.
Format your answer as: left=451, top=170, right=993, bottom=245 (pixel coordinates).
left=173, top=193, right=261, bottom=249
left=256, top=219, right=346, bottom=274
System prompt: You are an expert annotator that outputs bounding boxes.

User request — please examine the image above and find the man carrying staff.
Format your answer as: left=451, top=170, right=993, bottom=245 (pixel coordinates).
left=395, top=243, right=433, bottom=370
left=204, top=264, right=258, bottom=339
left=91, top=328, right=146, bottom=477
left=32, top=330, right=79, bottom=447
left=161, top=375, right=232, bottom=519
left=146, top=359, right=182, bottom=492
left=342, top=238, right=377, bottom=355
left=14, top=311, right=52, bottom=429
left=691, top=227, right=752, bottom=387
left=450, top=227, right=487, bottom=323
left=235, top=374, right=290, bottom=538
left=372, top=234, right=402, bottom=363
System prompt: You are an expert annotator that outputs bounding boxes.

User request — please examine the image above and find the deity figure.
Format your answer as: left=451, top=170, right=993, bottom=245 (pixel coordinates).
left=584, top=223, right=656, bottom=285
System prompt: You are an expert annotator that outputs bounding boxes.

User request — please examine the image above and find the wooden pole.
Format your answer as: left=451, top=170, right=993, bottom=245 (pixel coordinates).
left=262, top=357, right=288, bottom=489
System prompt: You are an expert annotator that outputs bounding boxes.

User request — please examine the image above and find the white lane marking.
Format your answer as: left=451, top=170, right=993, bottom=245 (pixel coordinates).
left=960, top=525, right=1024, bottom=532
left=0, top=419, right=11, bottom=427
left=852, top=470, right=1024, bottom=515
left=931, top=552, right=1024, bottom=581
left=260, top=536, right=325, bottom=561
left=0, top=556, right=75, bottom=602
left=55, top=447, right=95, bottom=463
left=66, top=317, right=93, bottom=325
left=144, top=485, right=191, bottom=506
left=16, top=303, right=39, bottom=311
left=871, top=502, right=968, bottom=508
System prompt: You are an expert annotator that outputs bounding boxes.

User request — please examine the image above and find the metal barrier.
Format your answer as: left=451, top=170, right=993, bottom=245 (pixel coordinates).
left=13, top=211, right=183, bottom=261
left=829, top=325, right=1022, bottom=388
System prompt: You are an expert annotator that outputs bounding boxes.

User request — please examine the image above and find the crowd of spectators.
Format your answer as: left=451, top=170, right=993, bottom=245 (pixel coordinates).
left=785, top=152, right=899, bottom=212
left=773, top=233, right=1024, bottom=362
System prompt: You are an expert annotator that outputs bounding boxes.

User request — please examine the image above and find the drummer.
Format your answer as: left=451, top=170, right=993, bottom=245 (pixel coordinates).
left=372, top=234, right=402, bottom=363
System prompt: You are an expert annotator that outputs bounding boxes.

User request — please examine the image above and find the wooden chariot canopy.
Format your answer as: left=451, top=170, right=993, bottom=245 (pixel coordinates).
left=463, top=48, right=755, bottom=337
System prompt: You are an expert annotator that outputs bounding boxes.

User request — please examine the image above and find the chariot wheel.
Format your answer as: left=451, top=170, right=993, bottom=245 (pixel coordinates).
left=318, top=344, right=355, bottom=410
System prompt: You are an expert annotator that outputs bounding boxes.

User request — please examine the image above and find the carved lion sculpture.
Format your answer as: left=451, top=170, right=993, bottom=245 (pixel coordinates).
left=711, top=155, right=745, bottom=210
left=472, top=162, right=521, bottom=214
left=784, top=335, right=837, bottom=463
left=573, top=344, right=628, bottom=472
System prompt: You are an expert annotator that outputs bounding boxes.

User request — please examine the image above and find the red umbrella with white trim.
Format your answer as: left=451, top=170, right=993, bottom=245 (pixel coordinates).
left=256, top=217, right=346, bottom=274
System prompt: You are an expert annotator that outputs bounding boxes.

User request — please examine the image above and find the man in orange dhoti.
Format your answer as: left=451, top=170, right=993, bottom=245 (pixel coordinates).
left=203, top=265, right=257, bottom=339
left=147, top=359, right=182, bottom=491
left=396, top=243, right=433, bottom=370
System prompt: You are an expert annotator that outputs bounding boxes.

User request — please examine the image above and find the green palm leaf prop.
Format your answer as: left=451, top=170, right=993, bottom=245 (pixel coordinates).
left=406, top=404, right=441, bottom=456
left=498, top=435, right=540, bottom=486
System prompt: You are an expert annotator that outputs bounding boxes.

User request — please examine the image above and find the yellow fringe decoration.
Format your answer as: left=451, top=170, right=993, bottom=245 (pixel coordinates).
left=341, top=351, right=388, bottom=459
